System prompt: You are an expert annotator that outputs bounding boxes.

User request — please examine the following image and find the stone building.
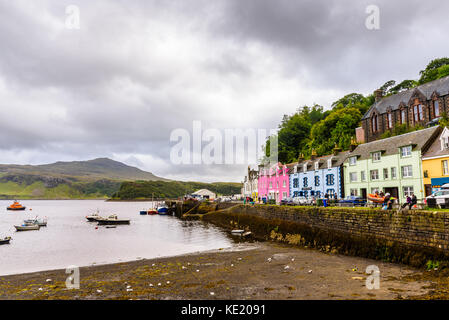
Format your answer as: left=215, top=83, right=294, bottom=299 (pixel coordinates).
left=361, top=75, right=449, bottom=143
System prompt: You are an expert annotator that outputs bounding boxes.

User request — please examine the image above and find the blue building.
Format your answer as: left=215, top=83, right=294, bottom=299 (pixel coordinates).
left=288, top=150, right=349, bottom=199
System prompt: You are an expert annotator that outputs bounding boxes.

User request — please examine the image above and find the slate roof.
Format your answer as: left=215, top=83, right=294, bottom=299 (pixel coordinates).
left=291, top=151, right=351, bottom=172
left=348, top=126, right=441, bottom=160
left=422, top=127, right=449, bottom=159
left=362, top=76, right=449, bottom=120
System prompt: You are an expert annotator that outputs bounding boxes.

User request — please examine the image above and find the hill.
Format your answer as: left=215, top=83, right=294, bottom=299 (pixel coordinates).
left=112, top=181, right=243, bottom=200
left=0, top=158, right=168, bottom=199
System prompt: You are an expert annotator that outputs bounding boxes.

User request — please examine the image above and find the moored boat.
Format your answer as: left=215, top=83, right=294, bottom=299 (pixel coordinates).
left=0, top=237, right=12, bottom=245
left=97, top=214, right=130, bottom=225
left=367, top=194, right=385, bottom=203
left=15, top=224, right=40, bottom=231
left=86, top=210, right=102, bottom=222
left=24, top=217, right=48, bottom=227
left=7, top=201, right=26, bottom=211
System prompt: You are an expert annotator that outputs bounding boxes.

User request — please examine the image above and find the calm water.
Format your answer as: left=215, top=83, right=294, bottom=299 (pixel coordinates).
left=0, top=200, right=234, bottom=276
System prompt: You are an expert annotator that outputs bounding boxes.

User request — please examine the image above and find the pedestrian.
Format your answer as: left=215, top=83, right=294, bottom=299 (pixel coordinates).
left=383, top=193, right=391, bottom=210
left=334, top=192, right=337, bottom=200
left=401, top=195, right=412, bottom=209
left=410, top=193, right=417, bottom=210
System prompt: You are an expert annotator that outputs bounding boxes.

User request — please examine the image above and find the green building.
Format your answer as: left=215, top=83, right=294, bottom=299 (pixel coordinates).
left=343, top=126, right=440, bottom=203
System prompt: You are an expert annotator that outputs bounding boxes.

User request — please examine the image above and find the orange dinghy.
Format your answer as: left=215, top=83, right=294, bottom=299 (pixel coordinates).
left=7, top=201, right=26, bottom=211
left=367, top=194, right=385, bottom=204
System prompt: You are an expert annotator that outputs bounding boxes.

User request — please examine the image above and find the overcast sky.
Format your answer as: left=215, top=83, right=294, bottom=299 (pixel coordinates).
left=1, top=0, right=449, bottom=182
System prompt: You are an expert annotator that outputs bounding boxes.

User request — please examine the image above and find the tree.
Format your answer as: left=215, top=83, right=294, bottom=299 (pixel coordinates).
left=388, top=80, right=418, bottom=95
left=379, top=80, right=396, bottom=95
left=419, top=57, right=449, bottom=84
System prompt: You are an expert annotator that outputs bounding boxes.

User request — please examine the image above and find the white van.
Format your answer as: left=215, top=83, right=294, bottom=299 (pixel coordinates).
left=426, top=189, right=449, bottom=207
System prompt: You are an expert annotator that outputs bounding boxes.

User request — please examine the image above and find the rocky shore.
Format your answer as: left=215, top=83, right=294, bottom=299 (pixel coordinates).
left=0, top=242, right=445, bottom=300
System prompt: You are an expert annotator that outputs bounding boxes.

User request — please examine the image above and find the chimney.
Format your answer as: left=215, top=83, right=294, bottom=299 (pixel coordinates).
left=333, top=144, right=342, bottom=156
left=349, top=137, right=358, bottom=152
left=374, top=89, right=383, bottom=103
left=310, top=149, right=317, bottom=160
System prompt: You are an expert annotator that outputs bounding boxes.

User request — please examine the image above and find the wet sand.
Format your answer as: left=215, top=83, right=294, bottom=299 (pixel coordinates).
left=0, top=241, right=442, bottom=300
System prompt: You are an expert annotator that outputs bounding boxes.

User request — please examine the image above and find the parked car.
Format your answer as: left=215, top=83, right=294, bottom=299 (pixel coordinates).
left=425, top=189, right=449, bottom=208
left=339, top=196, right=367, bottom=206
left=280, top=197, right=294, bottom=206
left=292, top=196, right=314, bottom=205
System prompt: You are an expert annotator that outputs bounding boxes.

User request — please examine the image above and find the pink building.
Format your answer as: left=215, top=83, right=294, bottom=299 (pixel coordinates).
left=258, top=163, right=290, bottom=203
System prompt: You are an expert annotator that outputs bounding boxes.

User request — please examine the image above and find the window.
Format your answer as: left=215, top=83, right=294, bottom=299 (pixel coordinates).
left=326, top=189, right=335, bottom=195
left=383, top=168, right=389, bottom=179
left=401, top=165, right=413, bottom=178
left=315, top=176, right=320, bottom=187
left=372, top=152, right=381, bottom=162
left=283, top=192, right=287, bottom=198
left=315, top=162, right=319, bottom=171
left=303, top=177, right=308, bottom=187
left=349, top=157, right=357, bottom=166
left=276, top=181, right=279, bottom=188
left=403, top=186, right=414, bottom=197
left=371, top=188, right=379, bottom=194
left=371, top=114, right=378, bottom=132
left=443, top=160, right=449, bottom=175
left=350, top=189, right=358, bottom=196
left=391, top=167, right=397, bottom=179
left=269, top=182, right=272, bottom=188
left=349, top=172, right=358, bottom=182
left=328, top=159, right=332, bottom=169
left=294, top=166, right=297, bottom=174
left=293, top=191, right=299, bottom=198
left=293, top=178, right=299, bottom=188
left=370, top=170, right=379, bottom=180
left=303, top=164, right=307, bottom=173
left=387, top=113, right=392, bottom=129
left=434, top=100, right=440, bottom=118
left=316, top=191, right=321, bottom=198
left=401, top=109, right=406, bottom=124
left=413, top=104, right=423, bottom=122
left=283, top=180, right=286, bottom=188
left=361, top=171, right=366, bottom=181
left=304, top=191, right=308, bottom=198
left=326, top=174, right=335, bottom=186
left=401, top=146, right=412, bottom=157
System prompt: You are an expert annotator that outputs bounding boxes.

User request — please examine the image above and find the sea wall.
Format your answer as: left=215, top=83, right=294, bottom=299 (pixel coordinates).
left=202, top=204, right=449, bottom=267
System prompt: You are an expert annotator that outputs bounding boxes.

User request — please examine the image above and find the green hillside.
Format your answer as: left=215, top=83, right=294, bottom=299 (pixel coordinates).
left=0, top=158, right=167, bottom=199
left=112, top=181, right=243, bottom=200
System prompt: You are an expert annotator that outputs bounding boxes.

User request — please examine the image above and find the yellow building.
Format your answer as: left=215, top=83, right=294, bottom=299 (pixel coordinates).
left=422, top=127, right=449, bottom=196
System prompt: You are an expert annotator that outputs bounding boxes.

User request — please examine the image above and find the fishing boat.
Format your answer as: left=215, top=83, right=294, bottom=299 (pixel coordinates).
left=96, top=214, right=130, bottom=225
left=140, top=193, right=159, bottom=215
left=15, top=224, right=40, bottom=231
left=24, top=217, right=48, bottom=227
left=0, top=237, right=11, bottom=245
left=367, top=194, right=385, bottom=204
left=86, top=210, right=102, bottom=222
left=7, top=201, right=26, bottom=211
left=157, top=204, right=169, bottom=215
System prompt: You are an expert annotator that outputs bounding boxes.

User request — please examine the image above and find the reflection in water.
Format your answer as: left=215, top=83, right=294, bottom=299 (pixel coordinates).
left=0, top=200, right=234, bottom=276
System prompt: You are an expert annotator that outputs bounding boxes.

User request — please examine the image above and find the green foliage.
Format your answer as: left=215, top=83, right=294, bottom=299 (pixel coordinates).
left=419, top=57, right=449, bottom=84
left=439, top=112, right=449, bottom=128
left=113, top=181, right=242, bottom=200
left=426, top=260, right=440, bottom=270
left=387, top=80, right=418, bottom=95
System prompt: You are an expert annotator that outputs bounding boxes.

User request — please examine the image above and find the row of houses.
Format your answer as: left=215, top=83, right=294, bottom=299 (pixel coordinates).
left=242, top=75, right=449, bottom=204
left=243, top=125, right=449, bottom=204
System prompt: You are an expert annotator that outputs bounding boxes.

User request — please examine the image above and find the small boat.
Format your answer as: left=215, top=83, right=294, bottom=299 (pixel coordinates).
left=7, top=201, right=26, bottom=211
left=0, top=237, right=12, bottom=245
left=231, top=229, right=245, bottom=235
left=148, top=209, right=158, bottom=215
left=24, top=218, right=47, bottom=227
left=86, top=210, right=102, bottom=222
left=96, top=214, right=130, bottom=225
left=367, top=194, right=385, bottom=204
left=157, top=204, right=169, bottom=215
left=15, top=224, right=40, bottom=231
left=140, top=210, right=148, bottom=215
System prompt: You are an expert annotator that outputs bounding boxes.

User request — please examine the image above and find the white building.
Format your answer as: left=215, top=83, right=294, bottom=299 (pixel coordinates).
left=242, top=165, right=259, bottom=199
left=192, top=189, right=216, bottom=200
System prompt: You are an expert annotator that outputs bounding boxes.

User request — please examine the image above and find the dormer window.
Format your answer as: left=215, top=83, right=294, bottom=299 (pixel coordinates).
left=349, top=157, right=357, bottom=166
left=328, top=158, right=332, bottom=169
left=315, top=162, right=319, bottom=171
left=303, top=164, right=307, bottom=173
left=401, top=146, right=412, bottom=157
left=294, top=166, right=297, bottom=174
left=372, top=152, right=381, bottom=162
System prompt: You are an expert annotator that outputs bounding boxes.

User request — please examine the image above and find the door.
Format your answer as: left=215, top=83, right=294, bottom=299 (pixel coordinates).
left=361, top=188, right=367, bottom=200
left=384, top=187, right=399, bottom=199
left=425, top=184, right=432, bottom=197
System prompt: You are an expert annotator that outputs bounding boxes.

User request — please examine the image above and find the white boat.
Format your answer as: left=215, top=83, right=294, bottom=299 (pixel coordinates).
left=86, top=210, right=103, bottom=222
left=96, top=214, right=130, bottom=225
left=24, top=217, right=47, bottom=227
left=15, top=224, right=40, bottom=231
left=231, top=229, right=245, bottom=235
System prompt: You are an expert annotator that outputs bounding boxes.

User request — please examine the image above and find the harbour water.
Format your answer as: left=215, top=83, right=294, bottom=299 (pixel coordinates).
left=0, top=200, right=234, bottom=276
